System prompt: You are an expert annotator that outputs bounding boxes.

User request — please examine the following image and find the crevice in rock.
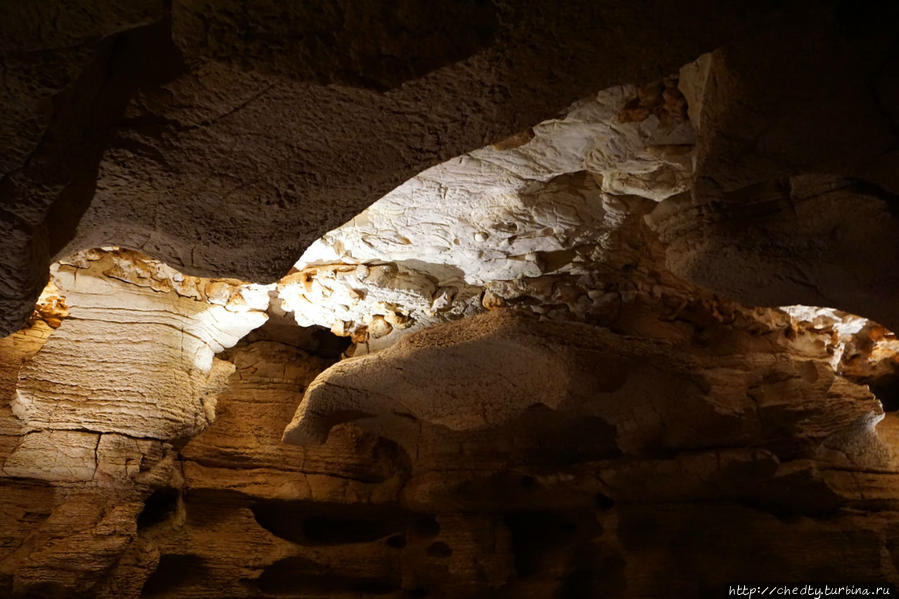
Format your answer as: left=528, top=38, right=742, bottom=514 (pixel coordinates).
left=869, top=377, right=899, bottom=413
left=250, top=500, right=408, bottom=546
left=136, top=487, right=180, bottom=530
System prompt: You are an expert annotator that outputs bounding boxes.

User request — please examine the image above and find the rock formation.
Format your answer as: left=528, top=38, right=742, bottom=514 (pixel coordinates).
left=2, top=1, right=899, bottom=598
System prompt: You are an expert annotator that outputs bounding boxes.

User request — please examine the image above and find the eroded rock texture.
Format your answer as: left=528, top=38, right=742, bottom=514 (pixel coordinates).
left=0, top=0, right=773, bottom=337
left=3, top=1, right=899, bottom=598
left=7, top=243, right=899, bottom=597
left=284, top=309, right=899, bottom=597
left=646, top=6, right=899, bottom=328
left=280, top=79, right=694, bottom=350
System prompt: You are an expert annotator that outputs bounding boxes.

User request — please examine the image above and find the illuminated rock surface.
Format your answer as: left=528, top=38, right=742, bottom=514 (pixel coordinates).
left=2, top=2, right=899, bottom=598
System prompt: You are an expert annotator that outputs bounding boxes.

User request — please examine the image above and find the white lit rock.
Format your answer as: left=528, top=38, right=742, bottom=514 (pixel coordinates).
left=11, top=249, right=270, bottom=440
left=782, top=305, right=899, bottom=381
left=279, top=74, right=696, bottom=349
left=2, top=431, right=99, bottom=482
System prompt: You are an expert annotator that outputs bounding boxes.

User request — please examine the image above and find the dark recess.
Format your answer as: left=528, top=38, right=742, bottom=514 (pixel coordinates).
left=870, top=375, right=899, bottom=412
left=504, top=510, right=598, bottom=578
left=410, top=514, right=440, bottom=538
left=426, top=541, right=453, bottom=558
left=250, top=500, right=407, bottom=545
left=137, top=487, right=179, bottom=529
left=256, top=557, right=399, bottom=595
left=141, top=555, right=209, bottom=597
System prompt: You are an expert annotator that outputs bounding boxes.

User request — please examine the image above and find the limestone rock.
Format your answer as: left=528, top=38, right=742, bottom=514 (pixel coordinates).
left=3, top=431, right=100, bottom=482
left=2, top=3, right=899, bottom=597
left=180, top=337, right=406, bottom=503
left=1, top=1, right=787, bottom=337
left=284, top=310, right=883, bottom=465
left=280, top=77, right=696, bottom=348
left=648, top=176, right=899, bottom=331
left=12, top=249, right=269, bottom=440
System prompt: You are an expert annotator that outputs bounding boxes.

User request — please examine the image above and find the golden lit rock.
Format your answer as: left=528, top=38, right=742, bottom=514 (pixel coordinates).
left=2, top=3, right=899, bottom=597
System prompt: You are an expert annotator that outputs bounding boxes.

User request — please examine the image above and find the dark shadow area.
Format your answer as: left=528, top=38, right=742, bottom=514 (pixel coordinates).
left=595, top=493, right=615, bottom=510
left=44, top=17, right=187, bottom=260
left=256, top=556, right=399, bottom=595
left=174, top=0, right=498, bottom=90
left=560, top=547, right=627, bottom=599
left=240, top=314, right=351, bottom=360
left=250, top=500, right=407, bottom=545
left=870, top=375, right=899, bottom=412
left=426, top=541, right=452, bottom=558
left=137, top=487, right=179, bottom=529
left=0, top=14, right=186, bottom=334
left=410, top=514, right=440, bottom=539
left=141, top=555, right=210, bottom=597
left=504, top=510, right=600, bottom=578
left=11, top=582, right=72, bottom=599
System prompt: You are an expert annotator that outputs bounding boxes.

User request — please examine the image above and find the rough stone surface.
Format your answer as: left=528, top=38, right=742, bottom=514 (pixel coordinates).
left=0, top=0, right=805, bottom=337
left=648, top=175, right=899, bottom=332
left=3, top=2, right=899, bottom=598
left=645, top=5, right=899, bottom=324
left=4, top=239, right=899, bottom=597
left=12, top=249, right=269, bottom=442
left=279, top=80, right=694, bottom=350
left=284, top=309, right=883, bottom=458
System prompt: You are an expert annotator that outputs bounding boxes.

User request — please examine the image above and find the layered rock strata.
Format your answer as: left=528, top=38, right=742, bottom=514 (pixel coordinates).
left=1, top=3, right=899, bottom=595
left=5, top=242, right=899, bottom=596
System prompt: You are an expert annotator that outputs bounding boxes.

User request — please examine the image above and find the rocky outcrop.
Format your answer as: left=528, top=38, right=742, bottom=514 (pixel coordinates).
left=12, top=249, right=269, bottom=444
left=3, top=2, right=899, bottom=597
left=279, top=78, right=694, bottom=350
left=648, top=175, right=899, bottom=332
left=285, top=307, right=887, bottom=468
left=0, top=0, right=777, bottom=338
left=8, top=300, right=899, bottom=598
left=8, top=240, right=899, bottom=597
left=0, top=2, right=176, bottom=337
left=277, top=309, right=899, bottom=596
left=0, top=303, right=173, bottom=597
left=0, top=249, right=270, bottom=596
left=645, top=5, right=899, bottom=326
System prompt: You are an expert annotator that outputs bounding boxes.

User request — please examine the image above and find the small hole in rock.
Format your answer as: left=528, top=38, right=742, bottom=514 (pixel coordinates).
left=137, top=488, right=179, bottom=529
left=387, top=534, right=407, bottom=549
left=426, top=541, right=453, bottom=558
left=870, top=376, right=899, bottom=412
left=251, top=500, right=405, bottom=545
left=595, top=493, right=615, bottom=510
left=411, top=514, right=440, bottom=538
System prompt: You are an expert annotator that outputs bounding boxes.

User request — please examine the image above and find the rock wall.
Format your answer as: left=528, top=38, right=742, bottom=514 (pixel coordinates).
left=2, top=2, right=899, bottom=597
left=0, top=0, right=773, bottom=337
left=4, top=244, right=899, bottom=597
